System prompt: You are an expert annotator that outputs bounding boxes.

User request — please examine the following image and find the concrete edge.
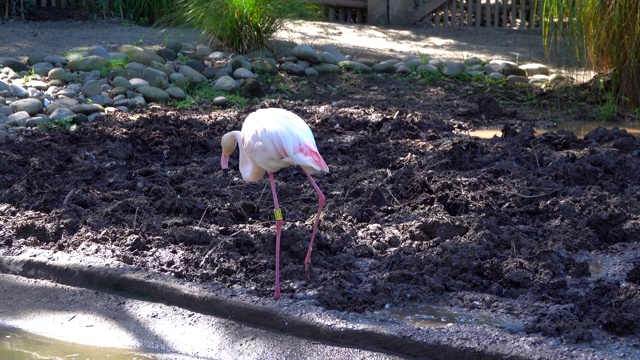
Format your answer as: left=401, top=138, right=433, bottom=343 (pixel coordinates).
left=0, top=254, right=526, bottom=360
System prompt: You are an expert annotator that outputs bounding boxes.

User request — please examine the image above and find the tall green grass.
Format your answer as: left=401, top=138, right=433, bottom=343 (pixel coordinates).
left=162, top=0, right=320, bottom=53
left=541, top=0, right=640, bottom=109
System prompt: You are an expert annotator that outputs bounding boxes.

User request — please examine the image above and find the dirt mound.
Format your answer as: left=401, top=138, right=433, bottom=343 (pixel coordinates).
left=1, top=71, right=639, bottom=355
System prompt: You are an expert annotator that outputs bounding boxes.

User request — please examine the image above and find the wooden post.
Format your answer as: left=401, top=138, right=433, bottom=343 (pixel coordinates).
left=367, top=0, right=388, bottom=25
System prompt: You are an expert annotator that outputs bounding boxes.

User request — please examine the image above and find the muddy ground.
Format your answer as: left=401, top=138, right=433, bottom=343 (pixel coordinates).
left=1, top=17, right=640, bottom=359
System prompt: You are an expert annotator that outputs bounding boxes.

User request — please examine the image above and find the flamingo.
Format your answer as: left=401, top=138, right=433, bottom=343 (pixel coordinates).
left=220, top=108, right=329, bottom=299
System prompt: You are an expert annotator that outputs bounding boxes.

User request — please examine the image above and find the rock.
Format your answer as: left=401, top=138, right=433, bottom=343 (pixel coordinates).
left=112, top=76, right=134, bottom=90
left=82, top=80, right=102, bottom=97
left=9, top=84, right=29, bottom=98
left=320, top=46, right=348, bottom=62
left=70, top=103, right=105, bottom=114
left=292, top=45, right=322, bottom=64
left=150, top=61, right=175, bottom=76
left=252, top=59, right=278, bottom=74
left=212, top=96, right=228, bottom=106
left=178, top=65, right=206, bottom=83
left=9, top=98, right=43, bottom=115
left=238, top=78, right=263, bottom=98
left=280, top=62, right=306, bottom=76
left=48, top=68, right=75, bottom=82
left=338, top=60, right=371, bottom=73
left=128, top=50, right=166, bottom=66
left=89, top=46, right=110, bottom=59
left=25, top=117, right=48, bottom=128
left=67, top=55, right=111, bottom=71
left=6, top=111, right=31, bottom=126
left=372, top=60, right=398, bottom=73
left=441, top=61, right=465, bottom=76
left=129, top=78, right=151, bottom=89
left=0, top=58, right=27, bottom=72
left=25, top=80, right=48, bottom=90
left=213, top=76, right=238, bottom=91
left=233, top=68, right=255, bottom=79
left=49, top=107, right=76, bottom=121
left=208, top=51, right=229, bottom=61
left=520, top=63, right=550, bottom=76
left=137, top=85, right=171, bottom=103
left=507, top=75, right=529, bottom=84
left=489, top=72, right=506, bottom=81
left=165, top=86, right=186, bottom=101
left=156, top=48, right=177, bottom=61
left=30, top=62, right=55, bottom=76
left=502, top=63, right=527, bottom=77
left=142, top=67, right=169, bottom=87
left=194, top=45, right=213, bottom=59
left=312, top=63, right=341, bottom=74
left=417, top=64, right=439, bottom=74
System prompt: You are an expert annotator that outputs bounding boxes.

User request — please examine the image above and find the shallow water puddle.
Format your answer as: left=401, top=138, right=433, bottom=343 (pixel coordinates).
left=468, top=121, right=640, bottom=139
left=384, top=304, right=521, bottom=330
left=0, top=324, right=157, bottom=360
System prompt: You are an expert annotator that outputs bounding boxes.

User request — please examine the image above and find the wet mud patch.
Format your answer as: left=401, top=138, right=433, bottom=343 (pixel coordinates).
left=1, top=75, right=640, bottom=355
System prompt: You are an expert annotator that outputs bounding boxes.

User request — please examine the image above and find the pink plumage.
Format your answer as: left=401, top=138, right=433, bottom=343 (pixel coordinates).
left=221, top=108, right=328, bottom=299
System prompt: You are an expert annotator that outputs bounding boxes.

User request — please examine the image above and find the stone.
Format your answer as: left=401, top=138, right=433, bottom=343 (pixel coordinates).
left=338, top=61, right=371, bottom=73
left=67, top=56, right=111, bottom=71
left=0, top=58, right=27, bottom=72
left=142, top=67, right=169, bottom=87
left=312, top=63, right=341, bottom=74
left=82, top=80, right=102, bottom=97
left=417, top=64, right=439, bottom=74
left=213, top=76, right=237, bottom=92
left=48, top=68, right=75, bottom=82
left=281, top=62, right=306, bottom=76
left=70, top=103, right=105, bottom=114
left=89, top=46, right=110, bottom=59
left=520, top=63, right=550, bottom=76
left=178, top=65, right=206, bottom=83
left=49, top=108, right=76, bottom=121
left=9, top=98, right=43, bottom=115
left=372, top=60, right=398, bottom=73
left=112, top=76, right=134, bottom=90
left=233, top=68, right=255, bottom=79
left=292, top=45, right=322, bottom=64
left=442, top=61, right=465, bottom=76
left=165, top=86, right=186, bottom=101
left=128, top=50, right=166, bottom=66
left=9, top=84, right=28, bottom=98
left=6, top=111, right=31, bottom=126
left=252, top=59, right=278, bottom=74
left=136, top=85, right=171, bottom=103
left=502, top=63, right=527, bottom=77
left=507, top=75, right=529, bottom=84
left=30, top=62, right=55, bottom=76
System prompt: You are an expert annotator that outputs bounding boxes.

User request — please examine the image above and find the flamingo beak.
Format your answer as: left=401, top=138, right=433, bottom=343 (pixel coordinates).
left=221, top=154, right=230, bottom=177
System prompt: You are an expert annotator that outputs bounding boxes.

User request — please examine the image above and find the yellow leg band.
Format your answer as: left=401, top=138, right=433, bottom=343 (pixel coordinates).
left=274, top=209, right=283, bottom=221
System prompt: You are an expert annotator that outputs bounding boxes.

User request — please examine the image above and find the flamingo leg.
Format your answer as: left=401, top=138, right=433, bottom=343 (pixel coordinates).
left=303, top=170, right=326, bottom=280
left=269, top=172, right=283, bottom=300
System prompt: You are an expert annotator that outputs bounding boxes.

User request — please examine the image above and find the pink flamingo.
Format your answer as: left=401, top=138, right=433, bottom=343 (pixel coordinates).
left=220, top=108, right=329, bottom=299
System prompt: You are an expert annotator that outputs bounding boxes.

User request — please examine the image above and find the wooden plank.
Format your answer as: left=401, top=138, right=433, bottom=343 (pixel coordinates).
left=520, top=0, right=525, bottom=28
left=485, top=0, right=491, bottom=27
left=502, top=0, right=507, bottom=27
left=476, top=0, right=480, bottom=27
left=494, top=0, right=499, bottom=27
left=452, top=0, right=457, bottom=26
left=310, top=0, right=366, bottom=8
left=435, top=3, right=441, bottom=27
left=511, top=0, right=516, bottom=28
left=467, top=0, right=473, bottom=26
left=367, top=0, right=387, bottom=25
left=529, top=0, right=535, bottom=28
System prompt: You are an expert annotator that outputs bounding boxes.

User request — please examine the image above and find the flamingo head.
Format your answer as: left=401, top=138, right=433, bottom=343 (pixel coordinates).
left=220, top=132, right=238, bottom=176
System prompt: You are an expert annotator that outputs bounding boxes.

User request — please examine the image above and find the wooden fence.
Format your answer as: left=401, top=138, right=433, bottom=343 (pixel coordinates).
left=315, top=0, right=543, bottom=28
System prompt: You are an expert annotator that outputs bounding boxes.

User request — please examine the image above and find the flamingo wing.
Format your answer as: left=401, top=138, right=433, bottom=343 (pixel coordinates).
left=242, top=109, right=328, bottom=174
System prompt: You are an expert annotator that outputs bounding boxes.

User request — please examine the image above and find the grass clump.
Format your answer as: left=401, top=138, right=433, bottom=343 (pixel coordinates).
left=161, top=0, right=320, bottom=53
left=541, top=0, right=640, bottom=110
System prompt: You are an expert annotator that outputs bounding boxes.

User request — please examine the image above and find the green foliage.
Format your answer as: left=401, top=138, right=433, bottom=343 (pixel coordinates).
left=541, top=0, right=640, bottom=109
left=179, top=83, right=248, bottom=108
left=161, top=0, right=320, bottom=53
left=41, top=116, right=76, bottom=131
